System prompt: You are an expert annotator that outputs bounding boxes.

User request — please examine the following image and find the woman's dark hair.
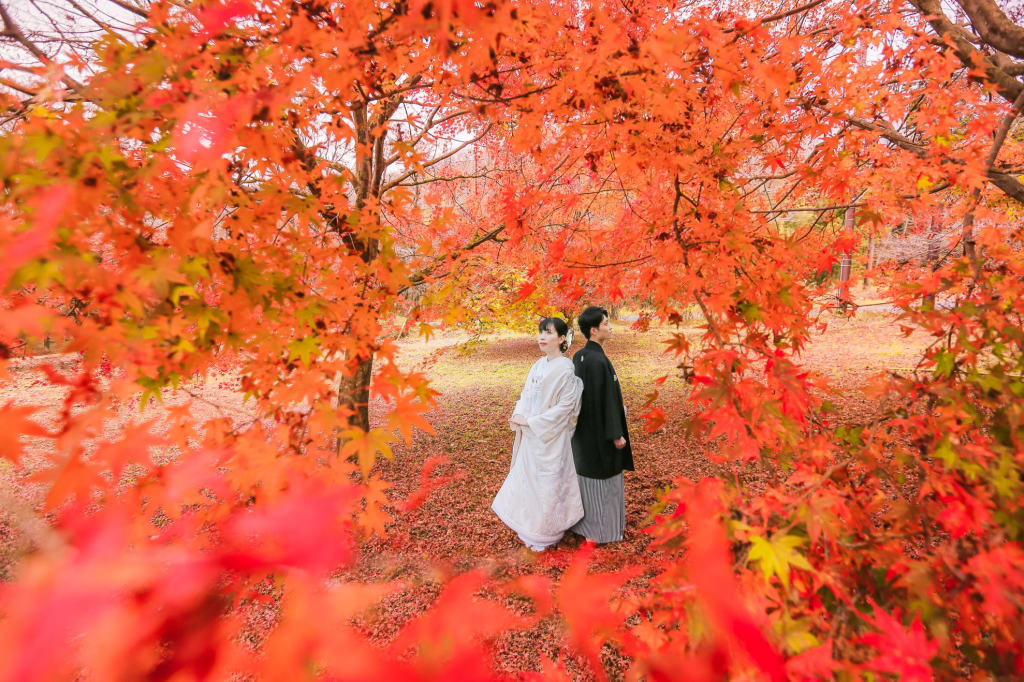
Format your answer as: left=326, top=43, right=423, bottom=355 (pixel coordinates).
left=577, top=306, right=608, bottom=340
left=538, top=317, right=570, bottom=352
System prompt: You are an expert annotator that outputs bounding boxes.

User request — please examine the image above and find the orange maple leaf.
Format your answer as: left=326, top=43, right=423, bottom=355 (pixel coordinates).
left=338, top=427, right=394, bottom=477
left=0, top=402, right=51, bottom=466
left=388, top=392, right=436, bottom=446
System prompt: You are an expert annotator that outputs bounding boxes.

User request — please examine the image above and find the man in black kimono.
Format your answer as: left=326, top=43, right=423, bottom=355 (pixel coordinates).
left=569, top=306, right=633, bottom=543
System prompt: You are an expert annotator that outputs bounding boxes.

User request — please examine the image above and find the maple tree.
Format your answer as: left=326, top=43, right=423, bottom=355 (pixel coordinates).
left=1, top=0, right=1023, bottom=679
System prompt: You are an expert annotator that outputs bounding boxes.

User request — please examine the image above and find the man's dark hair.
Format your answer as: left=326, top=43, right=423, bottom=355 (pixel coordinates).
left=538, top=317, right=570, bottom=352
left=577, top=306, right=608, bottom=340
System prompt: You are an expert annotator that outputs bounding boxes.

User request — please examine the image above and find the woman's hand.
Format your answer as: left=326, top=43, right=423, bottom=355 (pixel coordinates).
left=509, top=414, right=528, bottom=427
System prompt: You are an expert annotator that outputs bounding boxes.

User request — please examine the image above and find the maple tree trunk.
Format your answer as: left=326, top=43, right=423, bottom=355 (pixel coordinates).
left=332, top=101, right=387, bottom=435
left=338, top=354, right=374, bottom=432
left=863, top=234, right=875, bottom=289
left=336, top=229, right=378, bottom=434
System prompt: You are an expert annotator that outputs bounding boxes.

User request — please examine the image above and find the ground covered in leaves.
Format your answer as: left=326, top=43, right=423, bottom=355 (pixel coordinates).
left=351, top=312, right=930, bottom=676
left=0, top=312, right=930, bottom=678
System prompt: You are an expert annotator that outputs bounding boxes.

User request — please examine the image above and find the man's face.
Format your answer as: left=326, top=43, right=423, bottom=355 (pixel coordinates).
left=593, top=315, right=612, bottom=342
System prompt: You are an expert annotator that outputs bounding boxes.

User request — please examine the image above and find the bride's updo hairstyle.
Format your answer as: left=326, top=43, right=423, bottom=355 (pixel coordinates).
left=538, top=317, right=570, bottom=353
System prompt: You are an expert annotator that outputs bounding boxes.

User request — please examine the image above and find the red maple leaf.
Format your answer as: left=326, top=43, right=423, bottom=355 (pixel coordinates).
left=686, top=479, right=787, bottom=682
left=859, top=601, right=938, bottom=682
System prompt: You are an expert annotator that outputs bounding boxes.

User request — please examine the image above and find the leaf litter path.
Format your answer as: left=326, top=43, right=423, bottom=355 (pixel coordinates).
left=0, top=315, right=928, bottom=677
left=349, top=314, right=929, bottom=676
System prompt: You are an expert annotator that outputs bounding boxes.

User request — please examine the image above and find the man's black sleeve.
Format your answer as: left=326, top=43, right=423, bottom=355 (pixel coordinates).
left=580, top=355, right=604, bottom=408
left=602, top=362, right=625, bottom=441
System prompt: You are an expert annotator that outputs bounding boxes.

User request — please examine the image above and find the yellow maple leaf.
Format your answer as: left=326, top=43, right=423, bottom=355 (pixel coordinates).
left=339, top=427, right=394, bottom=477
left=747, top=533, right=814, bottom=588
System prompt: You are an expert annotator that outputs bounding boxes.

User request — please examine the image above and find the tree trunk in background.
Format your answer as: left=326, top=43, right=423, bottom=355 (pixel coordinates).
left=838, top=207, right=854, bottom=308
left=924, top=216, right=940, bottom=307
left=863, top=234, right=875, bottom=289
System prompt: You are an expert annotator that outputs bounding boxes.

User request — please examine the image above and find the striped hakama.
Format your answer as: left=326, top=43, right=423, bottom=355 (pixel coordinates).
left=569, top=473, right=625, bottom=543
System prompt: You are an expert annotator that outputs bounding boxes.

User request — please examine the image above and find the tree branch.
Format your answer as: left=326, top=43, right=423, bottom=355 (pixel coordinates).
left=396, top=170, right=494, bottom=187
left=956, top=0, right=1024, bottom=59
left=105, top=0, right=149, bottom=19
left=0, top=0, right=82, bottom=92
left=755, top=184, right=950, bottom=214
left=971, top=90, right=1024, bottom=209
left=0, top=76, right=37, bottom=97
left=383, top=106, right=471, bottom=168
left=398, top=223, right=506, bottom=293
left=986, top=169, right=1024, bottom=204
left=382, top=124, right=492, bottom=192
left=761, top=0, right=829, bottom=25
left=843, top=114, right=927, bottom=156
left=986, top=88, right=1024, bottom=169
left=564, top=255, right=653, bottom=269
left=910, top=0, right=1023, bottom=103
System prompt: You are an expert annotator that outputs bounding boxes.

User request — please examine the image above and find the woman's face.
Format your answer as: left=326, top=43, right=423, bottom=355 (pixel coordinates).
left=537, top=324, right=565, bottom=354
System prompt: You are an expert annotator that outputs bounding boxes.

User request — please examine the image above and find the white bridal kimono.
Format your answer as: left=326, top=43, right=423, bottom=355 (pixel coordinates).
left=491, top=355, right=585, bottom=551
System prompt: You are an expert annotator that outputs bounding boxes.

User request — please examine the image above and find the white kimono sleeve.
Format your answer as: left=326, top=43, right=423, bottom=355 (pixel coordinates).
left=510, top=362, right=535, bottom=431
left=526, top=366, right=584, bottom=444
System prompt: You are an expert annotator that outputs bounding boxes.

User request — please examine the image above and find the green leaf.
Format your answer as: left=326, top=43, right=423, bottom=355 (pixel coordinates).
left=187, top=304, right=224, bottom=341
left=991, top=453, right=1021, bottom=499
left=969, top=369, right=1003, bottom=393
left=136, top=375, right=164, bottom=410
left=10, top=259, right=62, bottom=289
left=934, top=350, right=955, bottom=377
left=171, top=336, right=196, bottom=354
left=181, top=256, right=209, bottom=281
left=171, top=284, right=197, bottom=305
left=296, top=302, right=322, bottom=328
left=287, top=335, right=320, bottom=366
left=25, top=132, right=62, bottom=162
left=737, top=301, right=762, bottom=323
left=933, top=438, right=956, bottom=469
left=232, top=256, right=264, bottom=297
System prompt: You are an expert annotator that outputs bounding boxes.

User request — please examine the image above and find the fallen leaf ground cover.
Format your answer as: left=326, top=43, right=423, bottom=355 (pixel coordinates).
left=349, top=312, right=930, bottom=676
left=0, top=312, right=930, bottom=677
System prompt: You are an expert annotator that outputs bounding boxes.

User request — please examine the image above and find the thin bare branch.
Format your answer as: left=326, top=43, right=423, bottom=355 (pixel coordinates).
left=382, top=124, right=493, bottom=192
left=105, top=0, right=149, bottom=19
left=564, top=255, right=653, bottom=269
left=396, top=171, right=494, bottom=187
left=0, top=0, right=83, bottom=91
left=399, top=222, right=506, bottom=293
left=761, top=0, right=829, bottom=25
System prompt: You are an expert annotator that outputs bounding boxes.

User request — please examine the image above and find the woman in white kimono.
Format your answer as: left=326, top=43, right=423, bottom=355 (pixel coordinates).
left=492, top=317, right=584, bottom=551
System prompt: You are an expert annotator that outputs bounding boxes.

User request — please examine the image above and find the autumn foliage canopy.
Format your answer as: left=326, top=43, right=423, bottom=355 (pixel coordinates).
left=0, top=0, right=1023, bottom=678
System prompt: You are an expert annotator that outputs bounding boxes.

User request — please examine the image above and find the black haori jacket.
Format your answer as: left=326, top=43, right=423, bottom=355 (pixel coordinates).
left=570, top=340, right=634, bottom=479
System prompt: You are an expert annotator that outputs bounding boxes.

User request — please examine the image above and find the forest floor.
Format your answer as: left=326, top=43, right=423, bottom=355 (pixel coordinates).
left=0, top=310, right=932, bottom=678
left=346, top=312, right=931, bottom=676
